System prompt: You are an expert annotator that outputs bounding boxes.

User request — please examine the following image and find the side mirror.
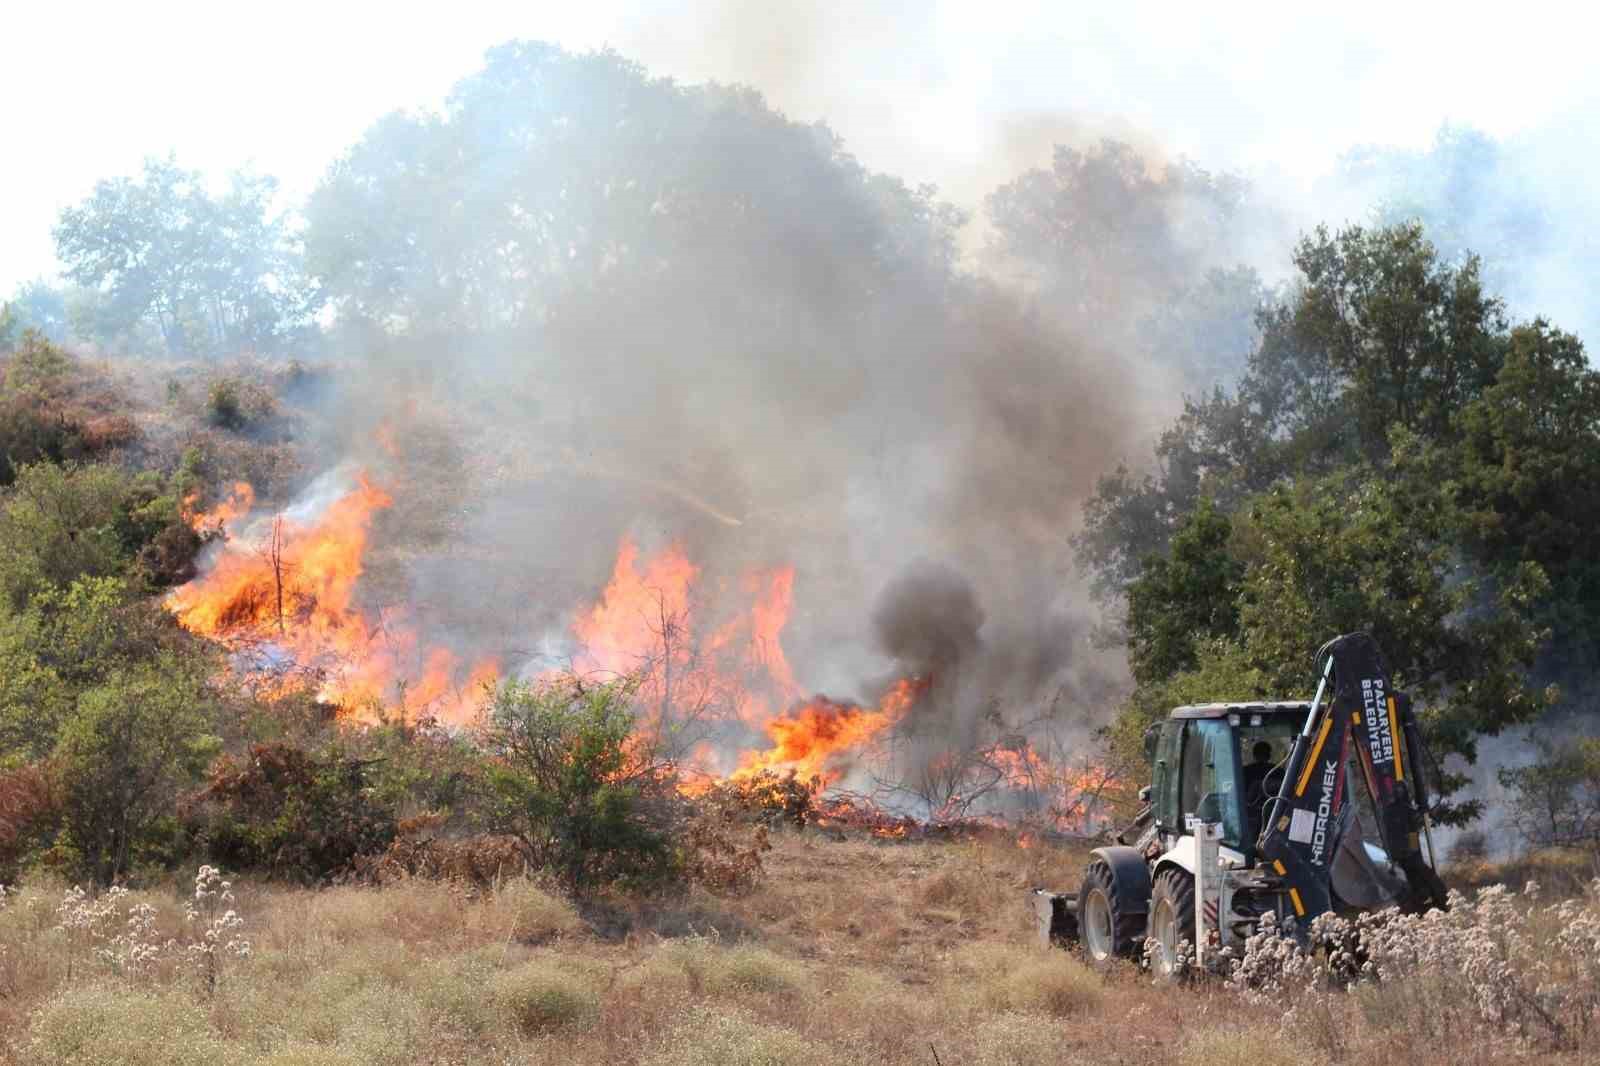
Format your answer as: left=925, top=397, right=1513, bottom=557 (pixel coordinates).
left=1138, top=785, right=1152, bottom=804
left=1195, top=792, right=1223, bottom=825
left=1142, top=725, right=1159, bottom=761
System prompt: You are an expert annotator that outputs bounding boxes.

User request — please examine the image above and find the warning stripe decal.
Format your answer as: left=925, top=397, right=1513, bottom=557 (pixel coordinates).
left=1388, top=695, right=1405, bottom=781
left=1295, top=716, right=1334, bottom=797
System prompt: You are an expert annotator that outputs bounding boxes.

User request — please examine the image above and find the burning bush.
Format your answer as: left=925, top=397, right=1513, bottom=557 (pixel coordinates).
left=690, top=769, right=820, bottom=828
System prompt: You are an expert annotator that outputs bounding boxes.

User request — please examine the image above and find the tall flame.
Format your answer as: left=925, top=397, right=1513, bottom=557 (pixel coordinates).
left=168, top=474, right=496, bottom=723
left=167, top=476, right=1106, bottom=829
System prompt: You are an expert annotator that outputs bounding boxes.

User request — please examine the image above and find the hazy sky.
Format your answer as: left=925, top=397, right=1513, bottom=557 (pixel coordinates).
left=5, top=1, right=1596, bottom=293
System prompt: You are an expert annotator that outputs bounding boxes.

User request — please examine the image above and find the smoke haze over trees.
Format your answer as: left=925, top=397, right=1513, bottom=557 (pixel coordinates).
left=5, top=36, right=1600, bottom=857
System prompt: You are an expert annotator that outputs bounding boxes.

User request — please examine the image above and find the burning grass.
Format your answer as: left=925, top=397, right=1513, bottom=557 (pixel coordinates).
left=1, top=832, right=1595, bottom=1065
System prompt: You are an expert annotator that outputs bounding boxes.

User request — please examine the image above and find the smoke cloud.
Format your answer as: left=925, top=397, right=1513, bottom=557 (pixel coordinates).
left=104, top=13, right=1600, bottom=806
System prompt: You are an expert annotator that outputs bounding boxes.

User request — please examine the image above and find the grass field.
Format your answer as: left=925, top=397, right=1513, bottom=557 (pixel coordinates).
left=1, top=829, right=1593, bottom=1065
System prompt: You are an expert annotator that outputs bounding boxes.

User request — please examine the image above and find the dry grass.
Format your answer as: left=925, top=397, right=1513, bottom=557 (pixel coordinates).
left=0, top=831, right=1590, bottom=1066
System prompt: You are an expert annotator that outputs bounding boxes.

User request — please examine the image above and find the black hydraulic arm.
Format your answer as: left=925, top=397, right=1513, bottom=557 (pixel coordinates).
left=1257, top=633, right=1448, bottom=923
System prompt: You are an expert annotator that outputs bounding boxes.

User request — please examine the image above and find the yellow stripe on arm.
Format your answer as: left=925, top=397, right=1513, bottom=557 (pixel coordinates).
left=1388, top=696, right=1405, bottom=781
left=1295, top=717, right=1335, bottom=797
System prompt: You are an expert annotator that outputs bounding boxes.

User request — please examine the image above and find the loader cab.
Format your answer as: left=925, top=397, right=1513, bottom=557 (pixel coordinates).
left=1149, top=703, right=1309, bottom=861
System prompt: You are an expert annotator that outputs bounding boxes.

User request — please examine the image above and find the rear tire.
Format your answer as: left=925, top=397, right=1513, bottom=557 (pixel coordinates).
left=1076, top=859, right=1145, bottom=966
left=1147, top=867, right=1196, bottom=978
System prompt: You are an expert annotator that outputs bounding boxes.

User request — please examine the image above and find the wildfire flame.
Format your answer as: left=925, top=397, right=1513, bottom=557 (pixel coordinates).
left=730, top=678, right=929, bottom=787
left=166, top=470, right=1109, bottom=832
left=562, top=536, right=805, bottom=752
left=184, top=481, right=255, bottom=534
left=168, top=473, right=496, bottom=723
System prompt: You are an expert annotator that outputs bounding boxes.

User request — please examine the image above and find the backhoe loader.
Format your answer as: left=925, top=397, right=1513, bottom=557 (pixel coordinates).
left=1031, top=632, right=1450, bottom=974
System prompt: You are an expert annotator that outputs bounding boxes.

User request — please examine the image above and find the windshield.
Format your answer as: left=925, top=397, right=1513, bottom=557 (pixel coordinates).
left=1238, top=716, right=1303, bottom=850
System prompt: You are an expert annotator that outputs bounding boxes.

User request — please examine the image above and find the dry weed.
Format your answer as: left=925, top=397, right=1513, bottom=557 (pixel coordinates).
left=474, top=879, right=584, bottom=943
left=643, top=1006, right=853, bottom=1066
left=951, top=941, right=1103, bottom=1018
left=25, top=982, right=224, bottom=1066
left=489, top=956, right=603, bottom=1035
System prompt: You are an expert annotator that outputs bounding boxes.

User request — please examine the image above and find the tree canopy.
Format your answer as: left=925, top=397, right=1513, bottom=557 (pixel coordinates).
left=1090, top=220, right=1600, bottom=816
left=54, top=156, right=316, bottom=356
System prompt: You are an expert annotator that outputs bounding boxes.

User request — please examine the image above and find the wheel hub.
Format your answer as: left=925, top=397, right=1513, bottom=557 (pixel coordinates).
left=1082, top=888, right=1114, bottom=961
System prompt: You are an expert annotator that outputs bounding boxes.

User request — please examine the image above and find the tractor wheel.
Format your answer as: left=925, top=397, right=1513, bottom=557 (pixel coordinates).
left=1147, top=867, right=1196, bottom=979
left=1076, top=859, right=1144, bottom=966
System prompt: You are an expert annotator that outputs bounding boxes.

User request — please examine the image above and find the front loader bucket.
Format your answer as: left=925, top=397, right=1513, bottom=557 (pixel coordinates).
left=1030, top=889, right=1078, bottom=948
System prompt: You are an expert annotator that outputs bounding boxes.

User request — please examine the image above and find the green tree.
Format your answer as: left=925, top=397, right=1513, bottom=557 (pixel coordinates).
left=1111, top=455, right=1553, bottom=819
left=306, top=42, right=960, bottom=342
left=985, top=141, right=1253, bottom=324
left=482, top=672, right=680, bottom=891
left=1254, top=222, right=1506, bottom=465
left=1447, top=322, right=1600, bottom=679
left=0, top=577, right=193, bottom=766
left=1079, top=222, right=1512, bottom=602
left=2, top=280, right=69, bottom=344
left=1236, top=466, right=1551, bottom=780
left=1076, top=386, right=1277, bottom=603
left=53, top=156, right=315, bottom=355
left=0, top=463, right=130, bottom=610
left=1124, top=499, right=1243, bottom=685
left=54, top=652, right=221, bottom=883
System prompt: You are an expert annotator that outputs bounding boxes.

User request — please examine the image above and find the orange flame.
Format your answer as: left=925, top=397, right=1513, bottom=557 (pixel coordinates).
left=169, top=490, right=1109, bottom=830
left=185, top=481, right=255, bottom=534
left=167, top=473, right=496, bottom=724
left=562, top=537, right=804, bottom=762
left=731, top=677, right=929, bottom=786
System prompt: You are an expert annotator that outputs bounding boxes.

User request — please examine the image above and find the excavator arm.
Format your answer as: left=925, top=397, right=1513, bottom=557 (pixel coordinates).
left=1256, top=632, right=1449, bottom=923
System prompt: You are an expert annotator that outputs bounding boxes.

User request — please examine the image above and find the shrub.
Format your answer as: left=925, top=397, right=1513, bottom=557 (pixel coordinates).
left=54, top=654, right=221, bottom=884
left=1499, top=735, right=1600, bottom=850
left=0, top=338, right=138, bottom=487
left=183, top=742, right=397, bottom=882
left=410, top=953, right=500, bottom=1037
left=206, top=379, right=245, bottom=430
left=1228, top=883, right=1600, bottom=1054
left=0, top=762, right=60, bottom=879
left=0, top=462, right=130, bottom=610
left=476, top=878, right=584, bottom=943
left=357, top=829, right=525, bottom=887
left=655, top=937, right=811, bottom=999
left=203, top=374, right=278, bottom=433
left=488, top=957, right=601, bottom=1034
left=482, top=673, right=683, bottom=892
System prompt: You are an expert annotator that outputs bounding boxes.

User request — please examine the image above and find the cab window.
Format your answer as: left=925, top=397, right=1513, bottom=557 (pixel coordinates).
left=1179, top=719, right=1243, bottom=845
left=1153, top=720, right=1183, bottom=829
